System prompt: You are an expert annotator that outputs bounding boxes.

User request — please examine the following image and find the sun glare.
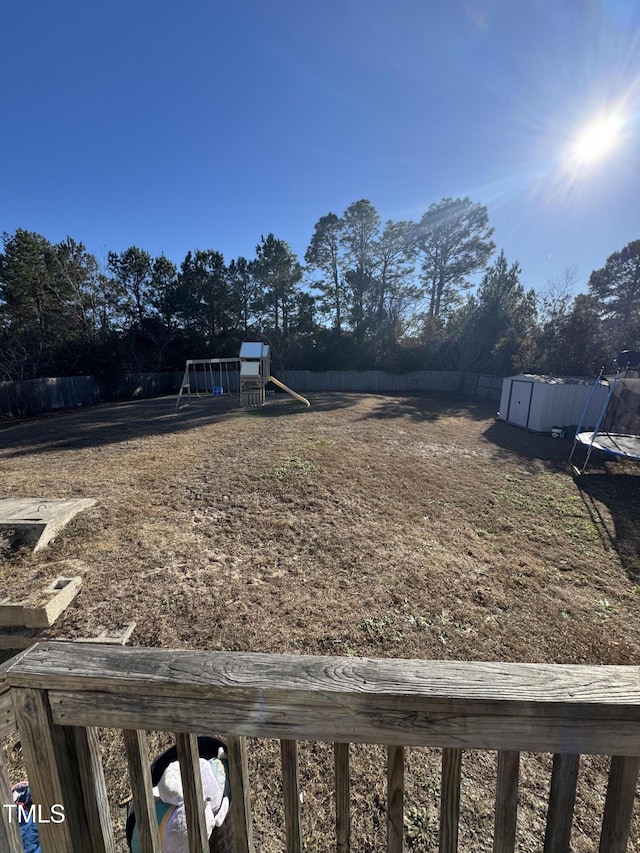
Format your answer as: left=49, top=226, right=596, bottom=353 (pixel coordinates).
left=571, top=114, right=623, bottom=165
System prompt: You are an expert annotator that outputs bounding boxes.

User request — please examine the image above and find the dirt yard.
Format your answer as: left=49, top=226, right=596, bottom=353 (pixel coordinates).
left=1, top=390, right=639, bottom=851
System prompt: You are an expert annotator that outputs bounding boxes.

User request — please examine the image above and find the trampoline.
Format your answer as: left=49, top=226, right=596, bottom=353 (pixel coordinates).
left=569, top=372, right=640, bottom=474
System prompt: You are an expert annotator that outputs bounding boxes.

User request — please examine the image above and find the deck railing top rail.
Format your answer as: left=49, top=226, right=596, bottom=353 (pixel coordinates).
left=6, top=642, right=640, bottom=754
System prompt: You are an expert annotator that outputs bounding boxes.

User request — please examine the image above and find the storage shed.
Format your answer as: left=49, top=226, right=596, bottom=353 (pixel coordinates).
left=498, top=374, right=609, bottom=434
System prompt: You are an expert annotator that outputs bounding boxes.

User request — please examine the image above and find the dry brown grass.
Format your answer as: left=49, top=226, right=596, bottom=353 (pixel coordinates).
left=1, top=391, right=639, bottom=851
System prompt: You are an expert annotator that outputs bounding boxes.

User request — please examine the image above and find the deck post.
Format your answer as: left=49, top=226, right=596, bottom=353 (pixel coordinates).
left=12, top=687, right=81, bottom=852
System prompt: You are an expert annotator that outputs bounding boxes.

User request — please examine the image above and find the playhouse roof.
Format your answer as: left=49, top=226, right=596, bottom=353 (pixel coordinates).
left=240, top=341, right=269, bottom=359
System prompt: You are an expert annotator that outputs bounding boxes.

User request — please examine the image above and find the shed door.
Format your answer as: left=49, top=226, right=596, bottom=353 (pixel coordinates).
left=507, top=380, right=534, bottom=428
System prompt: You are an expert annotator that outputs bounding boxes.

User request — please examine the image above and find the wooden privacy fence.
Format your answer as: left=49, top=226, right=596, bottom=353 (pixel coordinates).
left=0, top=370, right=503, bottom=418
left=0, top=373, right=185, bottom=418
left=3, top=642, right=640, bottom=852
left=0, top=375, right=102, bottom=419
left=277, top=370, right=503, bottom=400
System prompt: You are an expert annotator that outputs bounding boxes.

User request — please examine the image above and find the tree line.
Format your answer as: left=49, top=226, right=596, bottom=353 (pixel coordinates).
left=1, top=197, right=638, bottom=387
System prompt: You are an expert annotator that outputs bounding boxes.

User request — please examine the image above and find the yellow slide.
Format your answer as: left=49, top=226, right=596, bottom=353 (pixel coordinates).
left=268, top=376, right=311, bottom=407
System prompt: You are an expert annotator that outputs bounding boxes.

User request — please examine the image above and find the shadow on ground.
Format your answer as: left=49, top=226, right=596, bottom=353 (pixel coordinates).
left=574, top=470, right=640, bottom=583
left=355, top=394, right=497, bottom=423
left=484, top=420, right=640, bottom=582
left=0, top=392, right=363, bottom=458
left=0, top=391, right=495, bottom=457
left=245, top=391, right=359, bottom=417
left=0, top=395, right=241, bottom=458
left=483, top=420, right=570, bottom=471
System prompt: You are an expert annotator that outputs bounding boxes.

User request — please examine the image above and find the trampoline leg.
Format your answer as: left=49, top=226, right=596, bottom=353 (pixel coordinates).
left=568, top=439, right=586, bottom=475
left=580, top=445, right=596, bottom=475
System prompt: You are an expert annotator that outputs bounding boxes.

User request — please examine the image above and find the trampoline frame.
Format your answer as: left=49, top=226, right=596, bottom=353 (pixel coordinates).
left=568, top=371, right=640, bottom=474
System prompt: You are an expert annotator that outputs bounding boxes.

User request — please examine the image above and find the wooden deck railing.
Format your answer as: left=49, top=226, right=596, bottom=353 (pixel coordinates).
left=2, top=642, right=640, bottom=852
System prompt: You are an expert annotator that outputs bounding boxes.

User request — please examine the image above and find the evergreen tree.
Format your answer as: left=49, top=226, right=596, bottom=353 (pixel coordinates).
left=0, top=229, right=58, bottom=334
left=107, top=247, right=153, bottom=328
left=444, top=251, right=536, bottom=379
left=0, top=229, right=83, bottom=376
left=341, top=200, right=380, bottom=335
left=553, top=294, right=607, bottom=375
left=178, top=249, right=231, bottom=343
left=250, top=235, right=303, bottom=337
left=413, top=197, right=495, bottom=321
left=474, top=250, right=537, bottom=374
left=533, top=269, right=576, bottom=374
left=149, top=255, right=180, bottom=334
left=371, top=219, right=421, bottom=359
left=588, top=239, right=640, bottom=356
left=305, top=213, right=346, bottom=331
left=227, top=257, right=257, bottom=337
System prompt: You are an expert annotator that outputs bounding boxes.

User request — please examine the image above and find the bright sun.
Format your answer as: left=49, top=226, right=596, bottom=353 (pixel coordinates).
left=571, top=114, right=623, bottom=165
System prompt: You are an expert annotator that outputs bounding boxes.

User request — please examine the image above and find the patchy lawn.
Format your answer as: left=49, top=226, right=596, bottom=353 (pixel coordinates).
left=1, top=391, right=639, bottom=851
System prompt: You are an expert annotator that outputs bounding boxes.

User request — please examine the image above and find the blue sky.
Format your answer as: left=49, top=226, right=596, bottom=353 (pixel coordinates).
left=2, top=0, right=639, bottom=296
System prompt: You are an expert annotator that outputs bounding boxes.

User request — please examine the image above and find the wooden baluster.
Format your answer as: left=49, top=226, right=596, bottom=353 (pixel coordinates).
left=175, top=732, right=210, bottom=853
left=58, top=723, right=115, bottom=852
left=334, top=742, right=350, bottom=853
left=227, top=735, right=254, bottom=853
left=0, top=743, right=24, bottom=852
left=281, top=739, right=303, bottom=853
left=493, top=750, right=519, bottom=853
left=440, top=748, right=462, bottom=853
left=599, top=755, right=640, bottom=853
left=123, top=729, right=161, bottom=853
left=73, top=726, right=116, bottom=852
left=387, top=745, right=404, bottom=853
left=544, top=753, right=579, bottom=853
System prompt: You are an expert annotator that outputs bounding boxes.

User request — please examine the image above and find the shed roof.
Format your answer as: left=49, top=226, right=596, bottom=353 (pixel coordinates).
left=505, top=374, right=595, bottom=386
